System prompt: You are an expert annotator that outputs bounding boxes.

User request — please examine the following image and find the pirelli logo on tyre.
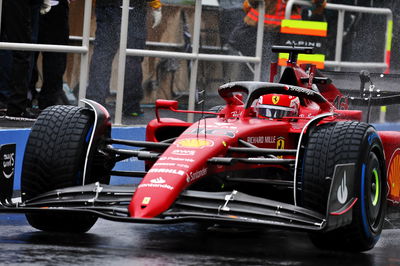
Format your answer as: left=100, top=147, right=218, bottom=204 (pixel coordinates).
left=175, top=138, right=214, bottom=149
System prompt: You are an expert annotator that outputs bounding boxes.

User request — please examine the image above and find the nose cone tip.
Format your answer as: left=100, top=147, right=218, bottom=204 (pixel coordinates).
left=129, top=202, right=146, bottom=218
left=129, top=200, right=162, bottom=219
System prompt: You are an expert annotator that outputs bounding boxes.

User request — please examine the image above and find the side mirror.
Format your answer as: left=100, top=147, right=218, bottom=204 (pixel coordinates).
left=155, top=100, right=179, bottom=122
left=155, top=99, right=178, bottom=110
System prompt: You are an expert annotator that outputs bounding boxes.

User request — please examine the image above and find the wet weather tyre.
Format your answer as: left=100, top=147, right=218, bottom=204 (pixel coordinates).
left=21, top=105, right=111, bottom=233
left=301, top=121, right=386, bottom=252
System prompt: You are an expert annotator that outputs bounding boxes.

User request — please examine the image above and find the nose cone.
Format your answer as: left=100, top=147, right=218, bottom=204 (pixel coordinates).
left=129, top=173, right=183, bottom=218
left=129, top=134, right=229, bottom=218
left=129, top=187, right=175, bottom=218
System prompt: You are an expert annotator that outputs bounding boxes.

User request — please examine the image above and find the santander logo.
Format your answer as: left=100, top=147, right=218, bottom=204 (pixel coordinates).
left=139, top=177, right=173, bottom=190
left=150, top=177, right=166, bottom=184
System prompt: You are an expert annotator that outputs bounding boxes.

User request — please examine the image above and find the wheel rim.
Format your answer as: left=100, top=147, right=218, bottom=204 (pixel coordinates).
left=371, top=169, right=380, bottom=207
left=365, top=153, right=383, bottom=232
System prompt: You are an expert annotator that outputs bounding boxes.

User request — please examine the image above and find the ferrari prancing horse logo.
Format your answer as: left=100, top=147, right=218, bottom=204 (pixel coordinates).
left=272, top=96, right=280, bottom=105
left=276, top=137, right=285, bottom=158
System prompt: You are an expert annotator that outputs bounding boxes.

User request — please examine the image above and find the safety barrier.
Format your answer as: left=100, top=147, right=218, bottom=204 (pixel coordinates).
left=285, top=0, right=393, bottom=72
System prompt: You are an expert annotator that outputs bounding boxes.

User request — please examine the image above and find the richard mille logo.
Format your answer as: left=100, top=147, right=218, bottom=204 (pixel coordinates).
left=337, top=171, right=348, bottom=204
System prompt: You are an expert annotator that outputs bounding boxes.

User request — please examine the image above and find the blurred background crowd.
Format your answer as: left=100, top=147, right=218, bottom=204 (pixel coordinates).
left=0, top=0, right=400, bottom=122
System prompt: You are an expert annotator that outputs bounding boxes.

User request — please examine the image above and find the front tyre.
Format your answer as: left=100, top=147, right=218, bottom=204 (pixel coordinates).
left=301, top=121, right=386, bottom=251
left=21, top=105, right=112, bottom=233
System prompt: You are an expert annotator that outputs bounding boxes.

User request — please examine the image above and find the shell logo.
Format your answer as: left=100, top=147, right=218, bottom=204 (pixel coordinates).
left=176, top=138, right=214, bottom=149
left=388, top=149, right=400, bottom=199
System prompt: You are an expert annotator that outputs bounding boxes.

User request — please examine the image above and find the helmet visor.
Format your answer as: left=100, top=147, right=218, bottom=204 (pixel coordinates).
left=257, top=105, right=296, bottom=118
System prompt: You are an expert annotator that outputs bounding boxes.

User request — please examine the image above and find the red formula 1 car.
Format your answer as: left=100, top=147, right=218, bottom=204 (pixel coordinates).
left=1, top=46, right=399, bottom=252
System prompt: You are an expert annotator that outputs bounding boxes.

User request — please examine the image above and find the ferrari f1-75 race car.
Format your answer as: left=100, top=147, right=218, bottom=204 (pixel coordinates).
left=0, top=46, right=399, bottom=252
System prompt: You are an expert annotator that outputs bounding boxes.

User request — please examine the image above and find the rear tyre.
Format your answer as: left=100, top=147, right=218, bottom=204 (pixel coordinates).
left=21, top=105, right=113, bottom=233
left=301, top=121, right=386, bottom=251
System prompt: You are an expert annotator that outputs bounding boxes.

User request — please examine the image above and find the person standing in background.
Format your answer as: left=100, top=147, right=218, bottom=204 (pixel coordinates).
left=0, top=50, right=12, bottom=111
left=86, top=0, right=162, bottom=117
left=1, top=0, right=50, bottom=120
left=31, top=0, right=70, bottom=110
left=0, top=2, right=13, bottom=110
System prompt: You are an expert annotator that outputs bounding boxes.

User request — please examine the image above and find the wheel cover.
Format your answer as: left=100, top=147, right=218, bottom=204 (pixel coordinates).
left=365, top=153, right=383, bottom=233
left=371, top=169, right=380, bottom=207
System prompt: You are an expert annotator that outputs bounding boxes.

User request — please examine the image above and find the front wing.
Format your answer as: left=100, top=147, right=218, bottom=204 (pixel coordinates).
left=0, top=162, right=357, bottom=232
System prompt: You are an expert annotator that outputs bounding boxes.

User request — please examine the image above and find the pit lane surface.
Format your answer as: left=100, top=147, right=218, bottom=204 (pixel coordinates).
left=1, top=214, right=400, bottom=265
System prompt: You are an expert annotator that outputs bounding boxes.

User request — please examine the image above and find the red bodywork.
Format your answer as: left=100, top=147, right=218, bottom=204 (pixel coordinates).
left=127, top=61, right=400, bottom=219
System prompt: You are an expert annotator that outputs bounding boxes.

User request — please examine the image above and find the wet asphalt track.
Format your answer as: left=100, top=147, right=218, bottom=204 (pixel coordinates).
left=0, top=214, right=400, bottom=265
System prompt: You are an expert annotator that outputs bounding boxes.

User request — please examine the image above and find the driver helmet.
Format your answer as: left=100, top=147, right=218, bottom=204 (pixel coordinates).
left=256, top=94, right=300, bottom=118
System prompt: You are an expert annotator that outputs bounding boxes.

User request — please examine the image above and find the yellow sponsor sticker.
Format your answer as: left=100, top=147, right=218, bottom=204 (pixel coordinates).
left=276, top=138, right=285, bottom=149
left=176, top=138, right=214, bottom=149
left=276, top=137, right=285, bottom=158
left=142, top=197, right=151, bottom=205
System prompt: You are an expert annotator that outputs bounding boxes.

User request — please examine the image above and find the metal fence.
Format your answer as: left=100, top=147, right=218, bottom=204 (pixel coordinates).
left=0, top=0, right=264, bottom=124
left=117, top=0, right=267, bottom=123
left=0, top=0, right=394, bottom=124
